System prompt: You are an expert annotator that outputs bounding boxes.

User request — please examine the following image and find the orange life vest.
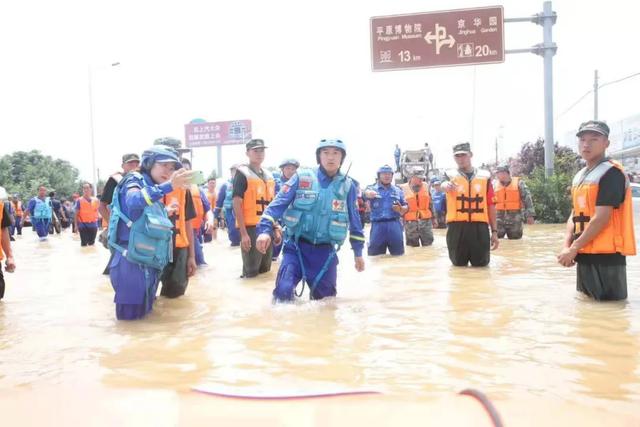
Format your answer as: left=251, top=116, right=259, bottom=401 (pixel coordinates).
left=163, top=188, right=189, bottom=248
left=12, top=200, right=23, bottom=217
left=191, top=184, right=205, bottom=230
left=236, top=165, right=275, bottom=227
left=77, top=197, right=99, bottom=223
left=571, top=160, right=636, bottom=255
left=494, top=177, right=522, bottom=211
left=0, top=204, right=4, bottom=261
left=400, top=182, right=432, bottom=221
left=445, top=169, right=490, bottom=223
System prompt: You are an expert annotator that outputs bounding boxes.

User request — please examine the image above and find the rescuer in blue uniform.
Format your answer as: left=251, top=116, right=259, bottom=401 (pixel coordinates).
left=271, top=158, right=300, bottom=261
left=108, top=146, right=192, bottom=320
left=363, top=165, right=408, bottom=256
left=214, top=165, right=241, bottom=246
left=430, top=178, right=447, bottom=228
left=255, top=139, right=365, bottom=302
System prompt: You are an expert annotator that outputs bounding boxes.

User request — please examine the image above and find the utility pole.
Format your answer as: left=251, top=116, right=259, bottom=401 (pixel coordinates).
left=593, top=69, right=599, bottom=120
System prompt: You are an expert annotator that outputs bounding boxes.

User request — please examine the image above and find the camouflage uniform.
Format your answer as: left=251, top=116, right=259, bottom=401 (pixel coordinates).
left=405, top=218, right=434, bottom=246
left=496, top=179, right=535, bottom=239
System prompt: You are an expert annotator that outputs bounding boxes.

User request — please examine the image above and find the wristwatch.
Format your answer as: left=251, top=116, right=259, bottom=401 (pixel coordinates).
left=491, top=229, right=498, bottom=233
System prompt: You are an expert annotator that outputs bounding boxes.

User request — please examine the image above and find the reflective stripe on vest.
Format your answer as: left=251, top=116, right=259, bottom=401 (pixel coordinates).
left=236, top=165, right=275, bottom=227
left=400, top=182, right=432, bottom=221
left=77, top=197, right=99, bottom=223
left=163, top=188, right=189, bottom=248
left=283, top=168, right=351, bottom=246
left=494, top=177, right=522, bottom=211
left=571, top=160, right=636, bottom=255
left=191, top=184, right=205, bottom=230
left=445, top=169, right=490, bottom=223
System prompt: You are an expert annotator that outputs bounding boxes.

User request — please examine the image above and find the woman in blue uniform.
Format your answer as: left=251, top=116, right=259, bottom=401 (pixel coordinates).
left=108, top=146, right=191, bottom=320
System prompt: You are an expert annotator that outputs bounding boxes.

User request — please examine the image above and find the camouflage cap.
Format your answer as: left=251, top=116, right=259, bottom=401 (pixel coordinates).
left=576, top=120, right=610, bottom=137
left=246, top=139, right=268, bottom=150
left=122, top=153, right=140, bottom=163
left=495, top=163, right=510, bottom=173
left=453, top=142, right=471, bottom=155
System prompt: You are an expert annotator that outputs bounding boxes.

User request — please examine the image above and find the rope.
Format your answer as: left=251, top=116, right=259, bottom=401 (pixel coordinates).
left=459, top=388, right=504, bottom=427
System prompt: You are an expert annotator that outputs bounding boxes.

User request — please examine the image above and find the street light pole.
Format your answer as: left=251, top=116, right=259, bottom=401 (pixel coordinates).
left=88, top=62, right=120, bottom=196
left=88, top=66, right=96, bottom=196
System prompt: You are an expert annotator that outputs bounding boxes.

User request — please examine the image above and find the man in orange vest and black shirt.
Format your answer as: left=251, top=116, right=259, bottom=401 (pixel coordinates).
left=493, top=164, right=535, bottom=239
left=558, top=120, right=636, bottom=301
left=233, top=139, right=276, bottom=278
left=74, top=183, right=100, bottom=246
left=441, top=142, right=499, bottom=266
left=399, top=168, right=436, bottom=247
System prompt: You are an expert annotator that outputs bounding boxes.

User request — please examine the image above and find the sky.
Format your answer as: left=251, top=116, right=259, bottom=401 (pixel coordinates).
left=1, top=0, right=639, bottom=186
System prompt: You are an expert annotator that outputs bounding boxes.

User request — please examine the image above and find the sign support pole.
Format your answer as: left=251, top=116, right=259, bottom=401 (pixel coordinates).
left=217, top=146, right=223, bottom=179
left=504, top=1, right=557, bottom=176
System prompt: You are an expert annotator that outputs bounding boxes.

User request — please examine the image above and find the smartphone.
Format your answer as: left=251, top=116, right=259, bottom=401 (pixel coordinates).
left=189, top=170, right=205, bottom=185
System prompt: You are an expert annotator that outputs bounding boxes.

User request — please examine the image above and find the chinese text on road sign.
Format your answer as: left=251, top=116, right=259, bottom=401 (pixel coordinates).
left=184, top=120, right=252, bottom=148
left=371, top=6, right=504, bottom=71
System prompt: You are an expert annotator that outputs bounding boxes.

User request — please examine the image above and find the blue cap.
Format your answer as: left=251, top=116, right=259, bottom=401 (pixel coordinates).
left=377, top=164, right=394, bottom=175
left=141, top=146, right=183, bottom=170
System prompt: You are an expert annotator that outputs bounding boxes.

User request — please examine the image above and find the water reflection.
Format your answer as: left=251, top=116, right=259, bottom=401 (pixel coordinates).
left=0, top=223, right=638, bottom=413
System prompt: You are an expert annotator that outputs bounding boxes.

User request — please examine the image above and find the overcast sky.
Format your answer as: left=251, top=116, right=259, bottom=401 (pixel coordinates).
left=1, top=0, right=639, bottom=185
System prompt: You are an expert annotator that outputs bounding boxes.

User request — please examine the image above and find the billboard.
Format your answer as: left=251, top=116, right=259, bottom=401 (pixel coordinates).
left=185, top=120, right=252, bottom=148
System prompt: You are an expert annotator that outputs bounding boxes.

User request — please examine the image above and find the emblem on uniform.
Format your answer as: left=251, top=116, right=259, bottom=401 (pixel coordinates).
left=299, top=178, right=312, bottom=189
left=332, top=200, right=345, bottom=211
left=281, top=185, right=290, bottom=193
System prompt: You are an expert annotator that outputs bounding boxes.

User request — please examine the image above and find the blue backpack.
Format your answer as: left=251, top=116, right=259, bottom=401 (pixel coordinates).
left=108, top=174, right=174, bottom=271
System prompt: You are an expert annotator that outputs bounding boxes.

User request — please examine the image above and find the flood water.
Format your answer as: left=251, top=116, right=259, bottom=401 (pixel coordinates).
left=1, top=222, right=639, bottom=421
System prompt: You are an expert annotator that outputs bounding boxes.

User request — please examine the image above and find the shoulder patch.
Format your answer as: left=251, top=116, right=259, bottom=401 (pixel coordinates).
left=299, top=177, right=313, bottom=189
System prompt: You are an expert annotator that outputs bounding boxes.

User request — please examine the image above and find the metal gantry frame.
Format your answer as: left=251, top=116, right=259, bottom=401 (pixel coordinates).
left=504, top=1, right=557, bottom=176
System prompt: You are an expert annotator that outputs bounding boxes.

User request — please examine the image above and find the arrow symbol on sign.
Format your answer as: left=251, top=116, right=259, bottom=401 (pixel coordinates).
left=423, top=23, right=456, bottom=55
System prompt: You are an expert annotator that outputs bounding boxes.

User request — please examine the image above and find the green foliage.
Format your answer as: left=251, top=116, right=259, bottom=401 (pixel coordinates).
left=0, top=150, right=80, bottom=200
left=524, top=167, right=574, bottom=223
left=511, top=139, right=582, bottom=223
left=207, top=169, right=218, bottom=180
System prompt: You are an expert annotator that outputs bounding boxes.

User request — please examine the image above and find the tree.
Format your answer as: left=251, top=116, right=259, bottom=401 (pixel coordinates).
left=508, top=140, right=581, bottom=223
left=0, top=150, right=81, bottom=200
left=511, top=138, right=581, bottom=177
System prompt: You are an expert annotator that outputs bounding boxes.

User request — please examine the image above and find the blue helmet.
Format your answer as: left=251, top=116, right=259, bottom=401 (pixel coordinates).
left=316, top=139, right=347, bottom=165
left=141, top=146, right=183, bottom=171
left=279, top=158, right=300, bottom=169
left=377, top=164, right=394, bottom=176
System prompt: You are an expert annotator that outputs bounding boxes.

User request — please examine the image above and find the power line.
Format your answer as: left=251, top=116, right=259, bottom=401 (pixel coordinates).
left=555, top=71, right=640, bottom=120
left=599, top=71, right=640, bottom=89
